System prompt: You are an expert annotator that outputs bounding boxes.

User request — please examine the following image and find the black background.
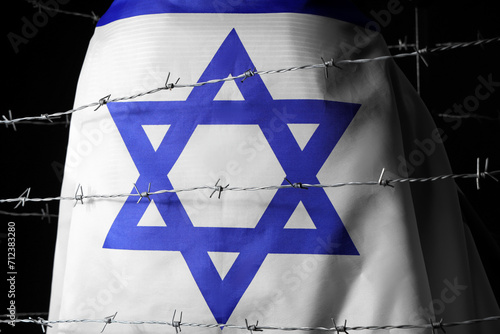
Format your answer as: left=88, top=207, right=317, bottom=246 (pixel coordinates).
left=1, top=1, right=499, bottom=333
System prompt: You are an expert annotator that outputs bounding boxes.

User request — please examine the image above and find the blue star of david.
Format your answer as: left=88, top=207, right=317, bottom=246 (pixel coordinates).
left=104, top=28, right=360, bottom=324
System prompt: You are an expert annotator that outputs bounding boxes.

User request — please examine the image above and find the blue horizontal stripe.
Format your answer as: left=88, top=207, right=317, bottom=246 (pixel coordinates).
left=97, top=0, right=369, bottom=26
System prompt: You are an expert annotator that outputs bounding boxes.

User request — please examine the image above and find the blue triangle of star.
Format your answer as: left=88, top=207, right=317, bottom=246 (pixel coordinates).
left=104, top=28, right=360, bottom=324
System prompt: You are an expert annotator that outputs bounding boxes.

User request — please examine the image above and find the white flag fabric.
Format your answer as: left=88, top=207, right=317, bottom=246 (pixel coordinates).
left=49, top=1, right=499, bottom=333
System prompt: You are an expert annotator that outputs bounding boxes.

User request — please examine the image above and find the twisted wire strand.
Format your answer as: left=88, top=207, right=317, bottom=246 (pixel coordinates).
left=27, top=0, right=100, bottom=22
left=1, top=315, right=499, bottom=332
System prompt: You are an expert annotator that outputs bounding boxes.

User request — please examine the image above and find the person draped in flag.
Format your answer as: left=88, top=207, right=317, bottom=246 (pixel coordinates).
left=49, top=1, right=500, bottom=333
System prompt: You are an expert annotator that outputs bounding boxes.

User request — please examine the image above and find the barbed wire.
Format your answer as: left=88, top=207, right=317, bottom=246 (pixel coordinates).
left=0, top=204, right=57, bottom=222
left=437, top=112, right=500, bottom=121
left=387, top=36, right=500, bottom=51
left=0, top=159, right=497, bottom=209
left=340, top=36, right=500, bottom=65
left=27, top=0, right=100, bottom=23
left=2, top=36, right=499, bottom=129
left=1, top=313, right=499, bottom=333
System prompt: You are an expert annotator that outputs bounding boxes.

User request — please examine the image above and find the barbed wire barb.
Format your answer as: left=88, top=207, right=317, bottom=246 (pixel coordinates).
left=428, top=318, right=446, bottom=334
left=27, top=316, right=52, bottom=333
left=245, top=319, right=263, bottom=334
left=210, top=179, right=229, bottom=199
left=14, top=187, right=31, bottom=209
left=2, top=110, right=17, bottom=131
left=165, top=72, right=181, bottom=90
left=74, top=184, right=84, bottom=206
left=134, top=183, right=153, bottom=203
left=332, top=319, right=349, bottom=334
